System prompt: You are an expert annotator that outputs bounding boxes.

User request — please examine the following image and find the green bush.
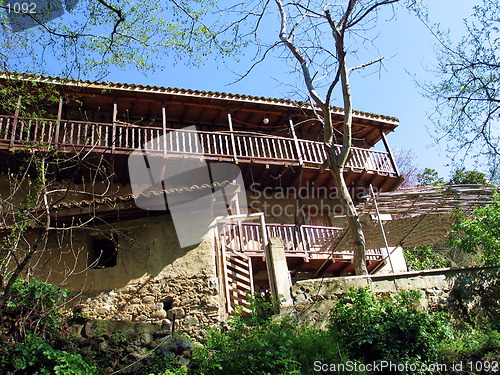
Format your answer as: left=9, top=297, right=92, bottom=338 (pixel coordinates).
left=3, top=278, right=69, bottom=338
left=448, top=196, right=500, bottom=266
left=438, top=321, right=500, bottom=363
left=9, top=334, right=98, bottom=375
left=328, top=288, right=451, bottom=368
left=403, top=245, right=450, bottom=270
left=191, top=294, right=299, bottom=375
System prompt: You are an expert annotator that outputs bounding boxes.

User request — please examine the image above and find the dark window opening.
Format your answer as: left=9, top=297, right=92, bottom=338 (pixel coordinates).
left=162, top=297, right=174, bottom=312
left=89, top=237, right=117, bottom=269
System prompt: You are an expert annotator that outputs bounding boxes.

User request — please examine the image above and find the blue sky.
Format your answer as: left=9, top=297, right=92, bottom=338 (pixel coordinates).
left=105, top=1, right=478, bottom=180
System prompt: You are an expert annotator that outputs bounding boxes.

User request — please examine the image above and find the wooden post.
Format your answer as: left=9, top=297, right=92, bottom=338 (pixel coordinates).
left=162, top=103, right=167, bottom=155
left=260, top=213, right=292, bottom=310
left=54, top=99, right=63, bottom=148
left=380, top=130, right=400, bottom=176
left=289, top=116, right=303, bottom=165
left=9, top=95, right=22, bottom=148
left=112, top=99, right=117, bottom=152
left=227, top=110, right=238, bottom=162
left=370, top=184, right=394, bottom=273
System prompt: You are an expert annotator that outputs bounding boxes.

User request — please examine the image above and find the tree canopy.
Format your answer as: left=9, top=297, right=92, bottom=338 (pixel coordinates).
left=424, top=0, right=500, bottom=182
left=0, top=0, right=228, bottom=79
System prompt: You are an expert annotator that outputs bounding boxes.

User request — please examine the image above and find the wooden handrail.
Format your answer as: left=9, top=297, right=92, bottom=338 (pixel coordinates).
left=219, top=221, right=385, bottom=260
left=0, top=115, right=398, bottom=175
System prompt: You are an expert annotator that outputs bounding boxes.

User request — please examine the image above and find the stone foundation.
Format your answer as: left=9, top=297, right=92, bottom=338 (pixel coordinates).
left=76, top=273, right=220, bottom=339
left=291, top=266, right=500, bottom=329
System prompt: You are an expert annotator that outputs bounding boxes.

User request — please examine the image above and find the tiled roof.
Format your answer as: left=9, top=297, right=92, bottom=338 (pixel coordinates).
left=2, top=72, right=399, bottom=124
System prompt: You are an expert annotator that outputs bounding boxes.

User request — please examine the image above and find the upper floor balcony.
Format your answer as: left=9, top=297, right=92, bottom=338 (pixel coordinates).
left=0, top=115, right=399, bottom=179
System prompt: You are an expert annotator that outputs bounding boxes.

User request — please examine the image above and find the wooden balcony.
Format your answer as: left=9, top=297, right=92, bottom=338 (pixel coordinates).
left=219, top=222, right=384, bottom=278
left=0, top=115, right=398, bottom=177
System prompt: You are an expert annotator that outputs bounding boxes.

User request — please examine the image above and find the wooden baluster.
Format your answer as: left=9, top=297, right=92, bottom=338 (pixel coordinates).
left=300, top=225, right=308, bottom=258
left=18, top=118, right=26, bottom=142
left=283, top=139, right=290, bottom=159
left=308, top=142, right=316, bottom=163
left=299, top=140, right=307, bottom=162
left=260, top=137, right=266, bottom=158
left=53, top=99, right=62, bottom=148
left=174, top=129, right=179, bottom=153
left=48, top=120, right=54, bottom=145
left=265, top=137, right=272, bottom=158
left=41, top=121, right=47, bottom=144
left=188, top=129, right=193, bottom=153
left=0, top=117, right=4, bottom=140
left=162, top=103, right=167, bottom=155
left=227, top=110, right=238, bottom=162
left=239, top=136, right=246, bottom=157
left=111, top=99, right=117, bottom=152
left=216, top=133, right=223, bottom=155
left=249, top=137, right=254, bottom=157
left=9, top=95, right=22, bottom=148
left=288, top=117, right=303, bottom=165
left=68, top=122, right=74, bottom=145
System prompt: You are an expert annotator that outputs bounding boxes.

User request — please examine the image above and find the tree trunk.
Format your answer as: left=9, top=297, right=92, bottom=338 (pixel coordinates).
left=329, top=162, right=368, bottom=275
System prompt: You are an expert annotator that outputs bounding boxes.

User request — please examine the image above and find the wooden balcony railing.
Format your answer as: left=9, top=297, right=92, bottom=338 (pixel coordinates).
left=0, top=115, right=397, bottom=175
left=219, top=222, right=383, bottom=261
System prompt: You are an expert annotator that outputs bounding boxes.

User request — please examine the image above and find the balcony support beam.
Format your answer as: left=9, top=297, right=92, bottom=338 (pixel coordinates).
left=380, top=130, right=399, bottom=177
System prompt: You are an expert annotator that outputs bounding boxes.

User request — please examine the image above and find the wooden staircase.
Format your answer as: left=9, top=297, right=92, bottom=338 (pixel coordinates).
left=222, top=251, right=254, bottom=313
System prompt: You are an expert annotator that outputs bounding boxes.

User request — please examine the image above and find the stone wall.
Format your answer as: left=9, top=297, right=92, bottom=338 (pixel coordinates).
left=291, top=266, right=500, bottom=329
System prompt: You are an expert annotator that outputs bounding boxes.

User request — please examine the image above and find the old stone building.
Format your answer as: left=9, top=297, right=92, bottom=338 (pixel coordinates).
left=0, top=74, right=406, bottom=336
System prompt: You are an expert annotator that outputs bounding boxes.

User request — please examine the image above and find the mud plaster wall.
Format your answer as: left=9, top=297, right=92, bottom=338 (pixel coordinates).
left=34, top=215, right=221, bottom=338
left=291, top=266, right=500, bottom=330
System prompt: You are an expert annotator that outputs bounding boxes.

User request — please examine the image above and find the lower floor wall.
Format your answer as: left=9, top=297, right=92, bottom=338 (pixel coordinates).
left=291, top=266, right=500, bottom=329
left=30, top=215, right=223, bottom=338
left=75, top=274, right=220, bottom=339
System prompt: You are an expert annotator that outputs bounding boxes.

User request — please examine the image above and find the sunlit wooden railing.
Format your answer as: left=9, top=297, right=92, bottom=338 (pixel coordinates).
left=219, top=222, right=383, bottom=261
left=0, top=115, right=397, bottom=175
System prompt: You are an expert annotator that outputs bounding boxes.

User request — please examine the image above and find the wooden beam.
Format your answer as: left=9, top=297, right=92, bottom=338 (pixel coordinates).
left=380, top=130, right=400, bottom=176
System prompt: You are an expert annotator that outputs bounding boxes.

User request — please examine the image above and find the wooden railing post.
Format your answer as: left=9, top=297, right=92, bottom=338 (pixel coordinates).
left=9, top=95, right=22, bottom=148
left=112, top=99, right=117, bottom=152
left=380, top=130, right=399, bottom=176
left=227, top=110, right=238, bottom=162
left=299, top=224, right=309, bottom=259
left=54, top=99, right=62, bottom=148
left=289, top=116, right=303, bottom=165
left=162, top=103, right=167, bottom=155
